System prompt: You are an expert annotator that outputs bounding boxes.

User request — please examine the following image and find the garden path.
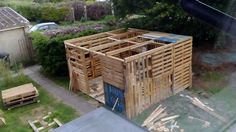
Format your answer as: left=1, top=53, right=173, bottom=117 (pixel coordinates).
left=23, top=65, right=97, bottom=115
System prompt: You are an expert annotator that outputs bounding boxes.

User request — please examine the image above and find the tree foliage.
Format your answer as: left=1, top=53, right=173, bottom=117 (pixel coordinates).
left=113, top=0, right=232, bottom=44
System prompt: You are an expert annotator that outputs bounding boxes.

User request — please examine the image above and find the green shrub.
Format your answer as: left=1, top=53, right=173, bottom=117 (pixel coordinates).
left=0, top=61, right=30, bottom=90
left=34, top=0, right=63, bottom=3
left=6, top=4, right=70, bottom=22
left=13, top=5, right=41, bottom=21
left=30, top=30, right=100, bottom=76
left=114, top=0, right=232, bottom=45
left=87, top=2, right=111, bottom=20
left=124, top=2, right=217, bottom=43
left=41, top=6, right=70, bottom=22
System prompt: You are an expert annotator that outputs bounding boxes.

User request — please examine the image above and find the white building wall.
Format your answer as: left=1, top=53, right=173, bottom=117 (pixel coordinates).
left=0, top=27, right=32, bottom=63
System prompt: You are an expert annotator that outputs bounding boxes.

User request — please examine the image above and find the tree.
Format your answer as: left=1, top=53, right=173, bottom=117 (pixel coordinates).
left=112, top=0, right=232, bottom=44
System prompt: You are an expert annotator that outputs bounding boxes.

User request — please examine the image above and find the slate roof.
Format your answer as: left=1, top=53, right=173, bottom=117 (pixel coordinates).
left=0, top=7, right=29, bottom=30
left=53, top=107, right=147, bottom=132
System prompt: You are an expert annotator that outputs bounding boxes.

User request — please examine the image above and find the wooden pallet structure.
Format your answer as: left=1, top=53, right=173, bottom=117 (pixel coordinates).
left=1, top=83, right=39, bottom=109
left=65, top=28, right=193, bottom=118
left=28, top=112, right=63, bottom=132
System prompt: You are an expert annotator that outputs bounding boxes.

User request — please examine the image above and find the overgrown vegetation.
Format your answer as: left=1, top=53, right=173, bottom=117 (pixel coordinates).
left=0, top=62, right=77, bottom=132
left=192, top=71, right=229, bottom=95
left=2, top=3, right=70, bottom=22
left=203, top=71, right=224, bottom=82
left=0, top=0, right=111, bottom=22
left=30, top=29, right=107, bottom=76
left=112, top=0, right=233, bottom=45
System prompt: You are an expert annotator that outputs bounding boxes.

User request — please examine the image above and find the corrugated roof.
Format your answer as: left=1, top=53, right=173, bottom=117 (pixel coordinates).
left=53, top=107, right=147, bottom=132
left=0, top=7, right=29, bottom=30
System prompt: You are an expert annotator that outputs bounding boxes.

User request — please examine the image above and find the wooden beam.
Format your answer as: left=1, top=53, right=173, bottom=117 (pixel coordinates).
left=106, top=28, right=126, bottom=35
left=124, top=40, right=191, bottom=62
left=89, top=41, right=124, bottom=51
left=74, top=37, right=109, bottom=47
left=65, top=32, right=109, bottom=44
left=106, top=41, right=153, bottom=56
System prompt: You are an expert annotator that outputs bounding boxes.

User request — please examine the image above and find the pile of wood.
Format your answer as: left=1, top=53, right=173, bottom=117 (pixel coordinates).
left=1, top=83, right=39, bottom=110
left=180, top=94, right=227, bottom=123
left=142, top=105, right=183, bottom=132
left=28, top=112, right=62, bottom=132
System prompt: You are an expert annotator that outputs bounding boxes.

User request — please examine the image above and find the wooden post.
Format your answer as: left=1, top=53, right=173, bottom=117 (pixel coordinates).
left=84, top=5, right=87, bottom=21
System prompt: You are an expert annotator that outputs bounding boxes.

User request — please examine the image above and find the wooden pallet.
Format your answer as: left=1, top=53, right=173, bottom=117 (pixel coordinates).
left=28, top=112, right=62, bottom=132
left=65, top=28, right=193, bottom=118
left=1, top=83, right=39, bottom=109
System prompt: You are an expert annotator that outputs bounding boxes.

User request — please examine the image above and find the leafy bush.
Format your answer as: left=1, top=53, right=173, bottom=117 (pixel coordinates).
left=0, top=61, right=30, bottom=90
left=87, top=2, right=111, bottom=20
left=7, top=4, right=70, bottom=22
left=33, top=0, right=63, bottom=3
left=114, top=0, right=232, bottom=45
left=124, top=3, right=217, bottom=43
left=72, top=1, right=85, bottom=21
left=14, top=5, right=41, bottom=21
left=103, top=15, right=117, bottom=27
left=30, top=29, right=105, bottom=76
left=41, top=6, right=70, bottom=22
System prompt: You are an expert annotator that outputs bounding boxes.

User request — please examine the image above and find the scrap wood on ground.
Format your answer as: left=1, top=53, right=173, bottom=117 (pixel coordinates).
left=28, top=112, right=63, bottom=132
left=180, top=94, right=227, bottom=123
left=142, top=105, right=182, bottom=132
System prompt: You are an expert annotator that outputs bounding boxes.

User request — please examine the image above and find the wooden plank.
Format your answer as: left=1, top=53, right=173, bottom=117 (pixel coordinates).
left=2, top=83, right=38, bottom=101
left=106, top=41, right=152, bottom=56
left=28, top=120, right=39, bottom=132
left=89, top=41, right=125, bottom=51
left=65, top=32, right=110, bottom=44
left=53, top=118, right=63, bottom=127
left=125, top=44, right=172, bottom=62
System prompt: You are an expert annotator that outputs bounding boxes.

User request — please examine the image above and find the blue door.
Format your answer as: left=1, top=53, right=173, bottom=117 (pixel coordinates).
left=104, top=82, right=125, bottom=113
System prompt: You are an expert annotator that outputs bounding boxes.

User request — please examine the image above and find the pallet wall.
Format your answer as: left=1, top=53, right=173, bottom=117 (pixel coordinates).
left=123, top=41, right=192, bottom=118
left=65, top=28, right=193, bottom=118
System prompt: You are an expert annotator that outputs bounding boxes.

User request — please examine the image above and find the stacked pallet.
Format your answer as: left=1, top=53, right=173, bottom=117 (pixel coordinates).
left=1, top=83, right=39, bottom=109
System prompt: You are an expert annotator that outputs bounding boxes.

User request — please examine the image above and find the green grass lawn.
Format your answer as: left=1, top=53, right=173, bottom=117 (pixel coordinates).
left=0, top=74, right=78, bottom=132
left=191, top=71, right=229, bottom=95
left=40, top=70, right=93, bottom=101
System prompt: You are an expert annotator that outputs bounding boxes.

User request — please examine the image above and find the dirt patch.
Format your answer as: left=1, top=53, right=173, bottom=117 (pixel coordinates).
left=191, top=51, right=236, bottom=96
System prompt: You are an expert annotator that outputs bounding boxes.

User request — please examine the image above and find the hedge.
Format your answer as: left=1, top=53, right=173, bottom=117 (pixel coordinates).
left=4, top=2, right=111, bottom=22
left=87, top=2, right=111, bottom=20
left=123, top=2, right=218, bottom=44
left=72, top=1, right=85, bottom=21
left=30, top=29, right=106, bottom=76
left=12, top=4, right=70, bottom=22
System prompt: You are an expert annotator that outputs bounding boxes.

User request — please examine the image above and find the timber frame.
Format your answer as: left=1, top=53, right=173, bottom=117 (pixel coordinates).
left=65, top=28, right=193, bottom=118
